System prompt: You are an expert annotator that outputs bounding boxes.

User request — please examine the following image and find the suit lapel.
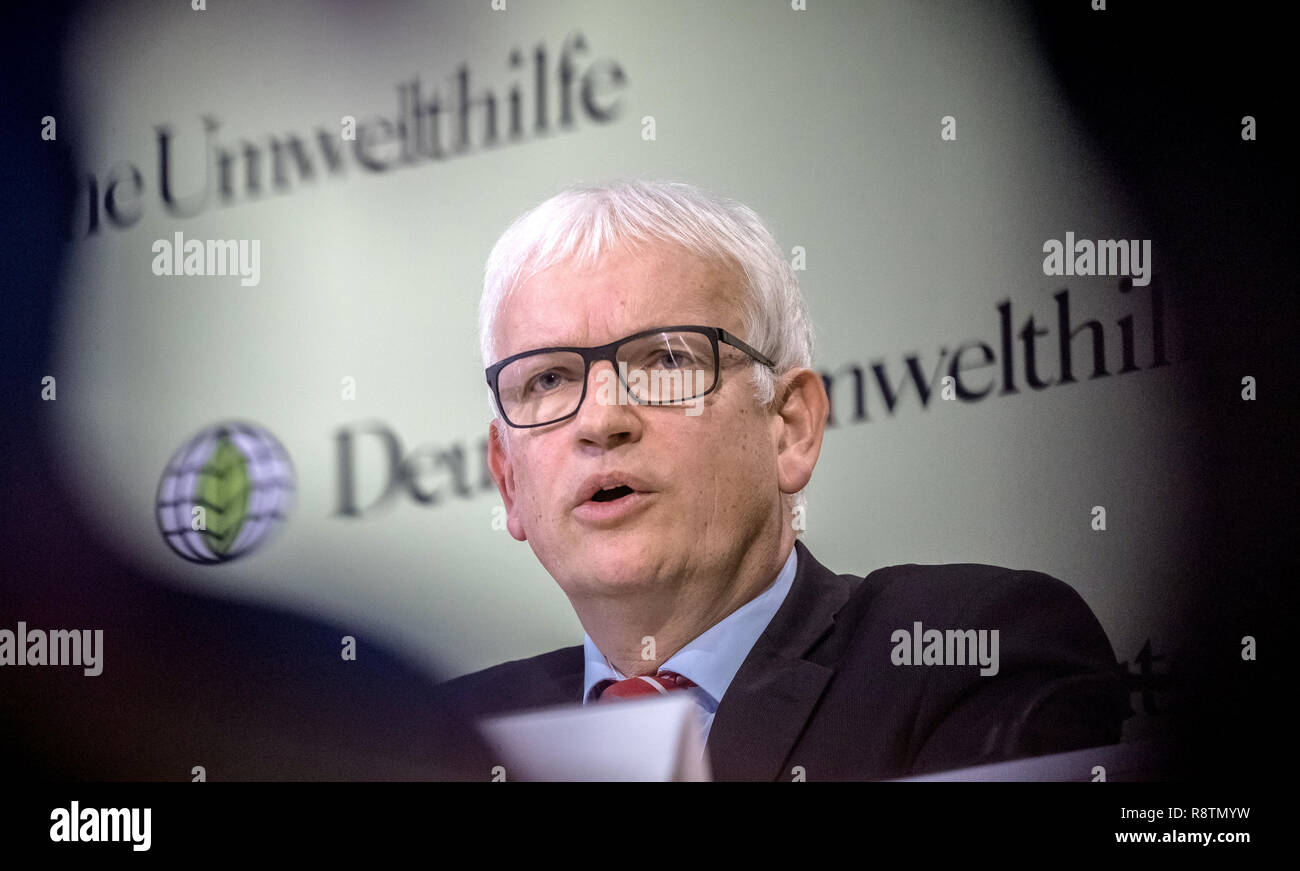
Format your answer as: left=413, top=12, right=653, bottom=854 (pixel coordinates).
left=468, top=646, right=584, bottom=716
left=530, top=647, right=585, bottom=708
left=706, top=541, right=851, bottom=781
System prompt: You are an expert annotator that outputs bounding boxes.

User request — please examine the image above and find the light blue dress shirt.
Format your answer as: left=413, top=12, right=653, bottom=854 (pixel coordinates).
left=581, top=544, right=799, bottom=749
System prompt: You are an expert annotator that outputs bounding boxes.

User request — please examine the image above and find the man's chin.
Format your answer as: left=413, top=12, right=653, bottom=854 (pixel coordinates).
left=569, top=535, right=672, bottom=591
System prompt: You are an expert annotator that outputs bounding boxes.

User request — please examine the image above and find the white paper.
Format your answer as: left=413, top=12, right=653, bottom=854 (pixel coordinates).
left=478, top=694, right=712, bottom=781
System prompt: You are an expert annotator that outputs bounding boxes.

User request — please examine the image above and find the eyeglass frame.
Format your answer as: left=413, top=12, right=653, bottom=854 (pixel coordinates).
left=485, top=324, right=778, bottom=429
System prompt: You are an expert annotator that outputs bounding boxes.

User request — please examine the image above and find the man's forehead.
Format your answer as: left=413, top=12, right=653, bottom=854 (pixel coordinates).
left=494, top=243, right=744, bottom=356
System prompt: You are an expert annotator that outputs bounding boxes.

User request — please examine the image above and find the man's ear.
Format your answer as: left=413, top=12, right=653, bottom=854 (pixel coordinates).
left=772, top=368, right=829, bottom=497
left=487, top=421, right=528, bottom=541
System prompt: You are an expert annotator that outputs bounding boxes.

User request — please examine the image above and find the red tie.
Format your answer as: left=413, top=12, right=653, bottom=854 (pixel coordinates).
left=594, top=670, right=697, bottom=703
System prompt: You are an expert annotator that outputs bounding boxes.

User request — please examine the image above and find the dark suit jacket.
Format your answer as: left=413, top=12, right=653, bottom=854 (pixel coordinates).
left=432, top=540, right=1131, bottom=780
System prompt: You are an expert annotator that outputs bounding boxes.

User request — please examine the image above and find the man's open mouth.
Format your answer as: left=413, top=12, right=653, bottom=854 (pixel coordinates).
left=574, top=473, right=654, bottom=510
left=589, top=485, right=635, bottom=503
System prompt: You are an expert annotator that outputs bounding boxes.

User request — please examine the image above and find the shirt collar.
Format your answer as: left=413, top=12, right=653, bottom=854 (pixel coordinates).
left=582, top=544, right=799, bottom=705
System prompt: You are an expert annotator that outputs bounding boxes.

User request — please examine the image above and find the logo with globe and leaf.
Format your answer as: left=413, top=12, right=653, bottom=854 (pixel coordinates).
left=156, top=422, right=295, bottom=563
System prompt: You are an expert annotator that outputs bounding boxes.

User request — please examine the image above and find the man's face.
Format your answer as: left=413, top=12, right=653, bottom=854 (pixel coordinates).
left=488, top=240, right=785, bottom=601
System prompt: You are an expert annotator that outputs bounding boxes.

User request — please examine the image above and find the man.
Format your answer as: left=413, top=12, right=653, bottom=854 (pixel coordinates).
left=434, top=180, right=1129, bottom=781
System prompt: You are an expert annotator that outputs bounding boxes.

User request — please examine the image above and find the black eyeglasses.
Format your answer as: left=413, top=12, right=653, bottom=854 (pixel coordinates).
left=485, top=325, right=777, bottom=428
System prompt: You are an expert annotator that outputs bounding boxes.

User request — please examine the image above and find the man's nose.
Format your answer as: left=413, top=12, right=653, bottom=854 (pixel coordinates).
left=572, top=359, right=641, bottom=448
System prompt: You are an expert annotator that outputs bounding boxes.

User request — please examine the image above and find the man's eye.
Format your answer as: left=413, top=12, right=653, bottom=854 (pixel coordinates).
left=655, top=351, right=694, bottom=369
left=528, top=370, right=573, bottom=393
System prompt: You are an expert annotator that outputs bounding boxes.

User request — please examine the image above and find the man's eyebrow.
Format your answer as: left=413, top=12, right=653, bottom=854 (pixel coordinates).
left=517, top=323, right=711, bottom=351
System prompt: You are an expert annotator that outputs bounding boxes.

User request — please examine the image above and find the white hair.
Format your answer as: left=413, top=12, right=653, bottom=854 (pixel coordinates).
left=478, top=179, right=814, bottom=523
